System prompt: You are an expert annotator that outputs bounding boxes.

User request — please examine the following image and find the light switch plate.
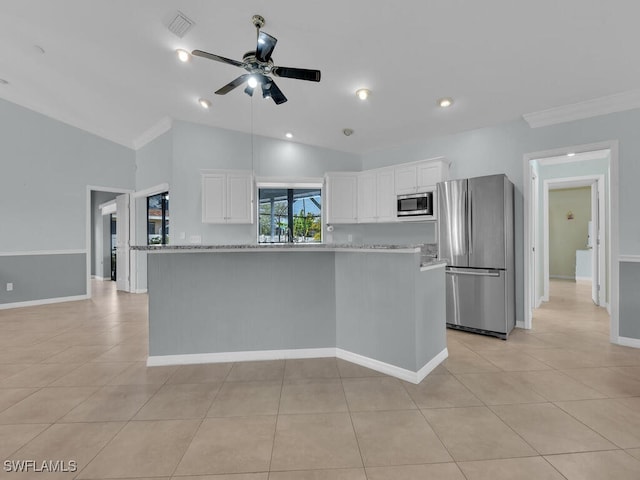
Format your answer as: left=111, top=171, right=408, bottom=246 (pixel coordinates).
left=6, top=282, right=13, bottom=292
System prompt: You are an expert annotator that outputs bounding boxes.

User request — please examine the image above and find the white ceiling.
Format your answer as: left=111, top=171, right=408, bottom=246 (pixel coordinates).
left=1, top=1, right=640, bottom=154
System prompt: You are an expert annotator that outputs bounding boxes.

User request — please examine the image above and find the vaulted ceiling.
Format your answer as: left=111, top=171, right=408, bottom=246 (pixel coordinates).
left=1, top=1, right=639, bottom=153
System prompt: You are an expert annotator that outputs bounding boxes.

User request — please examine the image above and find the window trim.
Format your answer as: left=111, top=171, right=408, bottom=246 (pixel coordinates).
left=256, top=181, right=324, bottom=245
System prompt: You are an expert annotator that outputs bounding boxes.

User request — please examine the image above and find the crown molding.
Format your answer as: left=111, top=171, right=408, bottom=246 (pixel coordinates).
left=132, top=116, right=173, bottom=150
left=523, top=89, right=640, bottom=128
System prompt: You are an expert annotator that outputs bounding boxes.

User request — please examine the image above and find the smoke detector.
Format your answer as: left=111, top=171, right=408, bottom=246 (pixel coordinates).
left=167, top=11, right=195, bottom=38
left=343, top=128, right=354, bottom=137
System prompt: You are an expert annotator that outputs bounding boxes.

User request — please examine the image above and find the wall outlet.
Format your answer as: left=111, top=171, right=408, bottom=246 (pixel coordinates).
left=6, top=282, right=13, bottom=292
left=189, top=235, right=202, bottom=244
left=347, top=234, right=353, bottom=243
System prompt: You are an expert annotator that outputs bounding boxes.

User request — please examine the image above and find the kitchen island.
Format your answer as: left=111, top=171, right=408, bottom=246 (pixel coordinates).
left=134, top=244, right=447, bottom=384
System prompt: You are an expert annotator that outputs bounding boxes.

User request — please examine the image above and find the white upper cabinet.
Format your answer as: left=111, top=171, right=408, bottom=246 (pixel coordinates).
left=202, top=170, right=253, bottom=224
left=395, top=157, right=449, bottom=195
left=357, top=168, right=396, bottom=223
left=376, top=168, right=396, bottom=222
left=326, top=172, right=358, bottom=224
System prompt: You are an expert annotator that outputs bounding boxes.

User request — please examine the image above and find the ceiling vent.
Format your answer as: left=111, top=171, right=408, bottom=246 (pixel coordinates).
left=167, top=11, right=195, bottom=38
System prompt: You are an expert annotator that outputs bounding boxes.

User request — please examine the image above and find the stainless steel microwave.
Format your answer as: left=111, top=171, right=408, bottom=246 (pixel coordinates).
left=397, top=191, right=434, bottom=218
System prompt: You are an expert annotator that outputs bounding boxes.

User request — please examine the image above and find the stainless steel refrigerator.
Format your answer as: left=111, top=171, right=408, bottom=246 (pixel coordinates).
left=437, top=174, right=515, bottom=339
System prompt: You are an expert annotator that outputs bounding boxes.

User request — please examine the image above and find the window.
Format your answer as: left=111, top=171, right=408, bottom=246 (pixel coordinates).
left=147, top=192, right=169, bottom=245
left=258, top=187, right=322, bottom=244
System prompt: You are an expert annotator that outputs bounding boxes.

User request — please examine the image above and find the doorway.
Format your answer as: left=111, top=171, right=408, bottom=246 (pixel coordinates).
left=523, top=142, right=619, bottom=343
left=86, top=186, right=134, bottom=298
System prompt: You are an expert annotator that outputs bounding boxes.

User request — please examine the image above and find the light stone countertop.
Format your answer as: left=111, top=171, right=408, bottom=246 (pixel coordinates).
left=131, top=243, right=423, bottom=253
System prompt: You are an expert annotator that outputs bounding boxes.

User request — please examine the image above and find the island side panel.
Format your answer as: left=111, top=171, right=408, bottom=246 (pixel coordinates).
left=334, top=251, right=418, bottom=371
left=148, top=251, right=336, bottom=356
left=415, top=265, right=447, bottom=369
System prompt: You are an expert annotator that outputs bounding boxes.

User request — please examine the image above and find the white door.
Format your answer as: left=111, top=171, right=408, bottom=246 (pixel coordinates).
left=115, top=193, right=130, bottom=292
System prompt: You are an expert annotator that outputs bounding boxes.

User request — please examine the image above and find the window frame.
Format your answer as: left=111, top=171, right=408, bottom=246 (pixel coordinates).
left=146, top=191, right=169, bottom=245
left=256, top=181, right=324, bottom=245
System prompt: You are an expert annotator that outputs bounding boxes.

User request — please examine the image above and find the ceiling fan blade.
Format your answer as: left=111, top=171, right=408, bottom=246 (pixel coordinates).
left=272, top=66, right=321, bottom=82
left=215, top=74, right=250, bottom=95
left=192, top=49, right=245, bottom=68
left=261, top=79, right=287, bottom=105
left=256, top=31, right=277, bottom=63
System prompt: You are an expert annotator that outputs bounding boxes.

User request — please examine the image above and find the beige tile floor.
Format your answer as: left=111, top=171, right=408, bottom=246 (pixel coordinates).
left=0, top=279, right=639, bottom=479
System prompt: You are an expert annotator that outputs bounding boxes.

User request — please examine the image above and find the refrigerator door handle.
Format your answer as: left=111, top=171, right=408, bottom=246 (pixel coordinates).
left=446, top=268, right=501, bottom=277
left=468, top=189, right=473, bottom=255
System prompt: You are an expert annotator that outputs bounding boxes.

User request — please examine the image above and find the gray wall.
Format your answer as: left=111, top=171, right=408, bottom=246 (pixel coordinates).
left=0, top=98, right=135, bottom=253
left=0, top=254, right=86, bottom=304
left=0, top=98, right=134, bottom=304
left=360, top=110, right=640, bottom=337
left=620, top=262, right=640, bottom=339
left=133, top=129, right=173, bottom=291
left=169, top=120, right=362, bottom=245
left=148, top=252, right=336, bottom=355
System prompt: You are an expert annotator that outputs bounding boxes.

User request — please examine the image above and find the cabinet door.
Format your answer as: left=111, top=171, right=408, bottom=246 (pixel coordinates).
left=394, top=165, right=417, bottom=194
left=376, top=169, right=396, bottom=222
left=357, top=172, right=377, bottom=223
left=226, top=173, right=253, bottom=224
left=202, top=174, right=226, bottom=223
left=417, top=162, right=443, bottom=191
left=326, top=174, right=357, bottom=223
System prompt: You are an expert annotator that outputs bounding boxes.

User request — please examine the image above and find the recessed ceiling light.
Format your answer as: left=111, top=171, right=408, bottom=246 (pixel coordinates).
left=343, top=128, right=354, bottom=137
left=438, top=97, right=453, bottom=108
left=355, top=88, right=371, bottom=100
left=567, top=152, right=576, bottom=157
left=285, top=132, right=293, bottom=139
left=176, top=49, right=191, bottom=62
left=247, top=76, right=259, bottom=89
left=198, top=98, right=211, bottom=109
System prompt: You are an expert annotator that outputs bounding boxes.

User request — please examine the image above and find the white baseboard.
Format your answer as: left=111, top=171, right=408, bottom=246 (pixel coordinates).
left=516, top=320, right=526, bottom=329
left=618, top=336, right=640, bottom=349
left=147, top=348, right=336, bottom=367
left=550, top=275, right=575, bottom=280
left=0, top=294, right=89, bottom=310
left=536, top=296, right=544, bottom=308
left=133, top=289, right=148, bottom=294
left=575, top=276, right=592, bottom=282
left=147, top=346, right=449, bottom=384
left=606, top=303, right=611, bottom=315
left=92, top=275, right=107, bottom=281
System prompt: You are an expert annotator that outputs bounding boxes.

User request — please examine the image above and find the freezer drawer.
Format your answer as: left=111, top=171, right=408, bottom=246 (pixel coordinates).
left=446, top=267, right=508, bottom=336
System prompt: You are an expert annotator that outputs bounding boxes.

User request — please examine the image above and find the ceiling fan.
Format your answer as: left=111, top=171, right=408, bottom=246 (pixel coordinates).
left=192, top=15, right=321, bottom=105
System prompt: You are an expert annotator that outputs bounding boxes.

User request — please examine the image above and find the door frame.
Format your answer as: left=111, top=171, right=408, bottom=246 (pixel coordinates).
left=542, top=175, right=605, bottom=305
left=86, top=186, right=134, bottom=298
left=522, top=140, right=619, bottom=344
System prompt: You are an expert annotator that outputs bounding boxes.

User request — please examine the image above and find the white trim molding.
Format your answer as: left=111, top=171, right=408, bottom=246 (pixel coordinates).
left=132, top=116, right=172, bottom=150
left=523, top=89, right=640, bottom=128
left=146, top=347, right=449, bottom=384
left=619, top=255, right=640, bottom=263
left=0, top=249, right=86, bottom=257
left=0, top=294, right=88, bottom=310
left=133, top=183, right=170, bottom=199
left=147, top=348, right=336, bottom=367
left=618, top=336, right=640, bottom=349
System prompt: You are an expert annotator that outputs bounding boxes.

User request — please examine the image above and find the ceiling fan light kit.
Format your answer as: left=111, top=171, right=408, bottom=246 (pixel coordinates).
left=192, top=14, right=321, bottom=105
left=438, top=97, right=453, bottom=108
left=176, top=49, right=191, bottom=62
left=356, top=88, right=371, bottom=100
